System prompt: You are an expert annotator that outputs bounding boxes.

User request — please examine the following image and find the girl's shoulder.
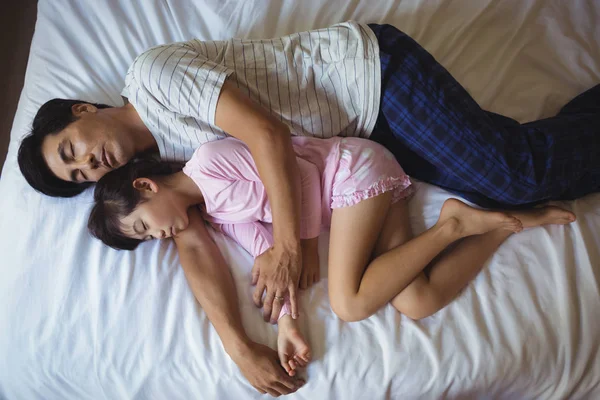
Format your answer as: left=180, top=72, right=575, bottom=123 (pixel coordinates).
left=186, top=137, right=247, bottom=167
left=195, top=137, right=248, bottom=158
left=184, top=137, right=257, bottom=181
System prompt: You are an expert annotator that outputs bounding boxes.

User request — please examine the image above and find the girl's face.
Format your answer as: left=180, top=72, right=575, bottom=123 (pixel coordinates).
left=119, top=178, right=190, bottom=241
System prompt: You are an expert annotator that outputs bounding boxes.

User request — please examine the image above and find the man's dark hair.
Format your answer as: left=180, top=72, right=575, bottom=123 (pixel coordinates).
left=18, top=98, right=112, bottom=197
left=88, top=157, right=183, bottom=251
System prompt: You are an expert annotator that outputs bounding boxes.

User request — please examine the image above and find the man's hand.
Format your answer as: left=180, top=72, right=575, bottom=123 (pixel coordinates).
left=231, top=340, right=305, bottom=397
left=252, top=244, right=302, bottom=323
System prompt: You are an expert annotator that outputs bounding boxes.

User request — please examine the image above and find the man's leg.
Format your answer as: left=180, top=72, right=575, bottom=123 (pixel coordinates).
left=368, top=24, right=600, bottom=207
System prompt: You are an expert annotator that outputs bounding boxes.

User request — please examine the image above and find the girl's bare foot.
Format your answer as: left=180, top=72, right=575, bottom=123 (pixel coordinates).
left=510, top=206, right=576, bottom=229
left=438, top=198, right=523, bottom=237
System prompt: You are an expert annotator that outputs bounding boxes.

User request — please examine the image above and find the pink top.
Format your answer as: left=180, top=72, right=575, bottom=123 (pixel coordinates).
left=182, top=137, right=334, bottom=239
left=182, top=136, right=413, bottom=319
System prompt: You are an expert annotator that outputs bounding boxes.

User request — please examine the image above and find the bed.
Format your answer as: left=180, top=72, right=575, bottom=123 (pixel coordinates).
left=1, top=0, right=599, bottom=398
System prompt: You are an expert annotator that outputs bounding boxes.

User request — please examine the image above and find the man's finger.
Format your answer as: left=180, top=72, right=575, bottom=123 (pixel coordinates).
left=254, top=386, right=266, bottom=394
left=272, top=382, right=294, bottom=396
left=270, top=291, right=285, bottom=324
left=288, top=284, right=299, bottom=319
left=253, top=280, right=266, bottom=307
left=262, top=289, right=276, bottom=322
left=265, top=387, right=281, bottom=397
left=274, top=369, right=299, bottom=390
left=251, top=263, right=260, bottom=286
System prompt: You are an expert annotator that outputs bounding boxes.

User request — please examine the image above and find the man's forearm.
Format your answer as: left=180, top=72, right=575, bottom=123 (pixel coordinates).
left=247, top=129, right=301, bottom=249
left=175, top=221, right=250, bottom=359
left=213, top=80, right=302, bottom=250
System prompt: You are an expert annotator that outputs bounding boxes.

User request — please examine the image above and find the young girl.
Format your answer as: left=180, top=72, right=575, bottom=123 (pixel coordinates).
left=88, top=136, right=576, bottom=375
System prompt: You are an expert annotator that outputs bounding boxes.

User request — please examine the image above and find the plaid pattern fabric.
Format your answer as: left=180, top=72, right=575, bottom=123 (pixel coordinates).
left=368, top=23, right=600, bottom=208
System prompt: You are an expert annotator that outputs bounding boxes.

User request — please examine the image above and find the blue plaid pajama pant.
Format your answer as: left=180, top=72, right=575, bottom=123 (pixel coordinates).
left=368, top=24, right=600, bottom=208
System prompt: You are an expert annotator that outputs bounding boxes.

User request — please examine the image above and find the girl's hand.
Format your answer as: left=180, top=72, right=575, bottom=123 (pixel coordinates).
left=300, top=237, right=320, bottom=289
left=277, top=315, right=311, bottom=376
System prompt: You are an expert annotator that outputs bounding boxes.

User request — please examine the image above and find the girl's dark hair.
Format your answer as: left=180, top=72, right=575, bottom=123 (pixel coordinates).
left=18, top=98, right=113, bottom=197
left=88, top=157, right=183, bottom=250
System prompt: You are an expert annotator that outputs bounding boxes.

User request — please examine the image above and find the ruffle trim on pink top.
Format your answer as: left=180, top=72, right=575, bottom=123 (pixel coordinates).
left=330, top=176, right=414, bottom=209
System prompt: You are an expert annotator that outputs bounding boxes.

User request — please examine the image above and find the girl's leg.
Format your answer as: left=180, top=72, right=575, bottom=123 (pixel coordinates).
left=328, top=196, right=522, bottom=322
left=381, top=205, right=576, bottom=320
left=389, top=229, right=513, bottom=320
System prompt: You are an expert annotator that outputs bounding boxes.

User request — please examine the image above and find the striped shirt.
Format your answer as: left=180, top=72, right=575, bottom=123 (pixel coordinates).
left=121, top=21, right=381, bottom=162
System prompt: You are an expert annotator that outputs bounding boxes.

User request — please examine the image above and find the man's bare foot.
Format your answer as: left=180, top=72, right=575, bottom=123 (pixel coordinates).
left=438, top=198, right=523, bottom=237
left=510, top=206, right=576, bottom=229
left=277, top=315, right=311, bottom=377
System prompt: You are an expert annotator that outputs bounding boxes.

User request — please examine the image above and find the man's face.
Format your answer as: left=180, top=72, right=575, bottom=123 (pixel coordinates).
left=41, top=104, right=134, bottom=183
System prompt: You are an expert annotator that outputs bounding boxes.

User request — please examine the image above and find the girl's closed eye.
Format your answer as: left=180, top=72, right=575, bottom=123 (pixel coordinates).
left=142, top=221, right=153, bottom=240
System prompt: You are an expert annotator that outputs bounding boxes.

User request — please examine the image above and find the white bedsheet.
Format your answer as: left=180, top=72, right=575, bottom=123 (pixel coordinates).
left=1, top=1, right=599, bottom=399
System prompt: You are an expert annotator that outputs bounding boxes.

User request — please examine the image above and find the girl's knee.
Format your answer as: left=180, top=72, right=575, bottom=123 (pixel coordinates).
left=330, top=295, right=370, bottom=323
left=392, top=287, right=444, bottom=321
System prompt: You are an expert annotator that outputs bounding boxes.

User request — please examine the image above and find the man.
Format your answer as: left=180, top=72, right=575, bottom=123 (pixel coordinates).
left=18, top=22, right=600, bottom=396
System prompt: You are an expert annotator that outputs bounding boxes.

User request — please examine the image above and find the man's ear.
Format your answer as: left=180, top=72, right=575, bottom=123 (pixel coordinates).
left=132, top=178, right=159, bottom=194
left=71, top=103, right=98, bottom=117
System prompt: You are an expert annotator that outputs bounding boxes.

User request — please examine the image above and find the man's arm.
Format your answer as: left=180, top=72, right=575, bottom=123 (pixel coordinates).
left=174, top=208, right=302, bottom=396
left=214, top=80, right=303, bottom=323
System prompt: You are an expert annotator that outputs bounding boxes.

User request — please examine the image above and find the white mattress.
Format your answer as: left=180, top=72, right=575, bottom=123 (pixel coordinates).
left=1, top=1, right=599, bottom=399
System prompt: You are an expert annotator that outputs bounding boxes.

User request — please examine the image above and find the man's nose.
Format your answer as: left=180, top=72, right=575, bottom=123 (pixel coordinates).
left=75, top=153, right=99, bottom=169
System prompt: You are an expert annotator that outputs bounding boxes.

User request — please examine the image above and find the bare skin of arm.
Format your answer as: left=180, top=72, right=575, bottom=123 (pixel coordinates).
left=214, top=80, right=305, bottom=323
left=174, top=208, right=303, bottom=396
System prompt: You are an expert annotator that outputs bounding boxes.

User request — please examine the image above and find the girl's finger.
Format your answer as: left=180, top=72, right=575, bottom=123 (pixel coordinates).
left=294, top=355, right=305, bottom=367
left=283, top=361, right=292, bottom=375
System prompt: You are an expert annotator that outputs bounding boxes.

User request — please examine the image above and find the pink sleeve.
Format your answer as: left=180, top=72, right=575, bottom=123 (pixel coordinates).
left=184, top=139, right=263, bottom=182
left=218, top=222, right=274, bottom=258
left=297, top=157, right=322, bottom=239
left=218, top=222, right=292, bottom=320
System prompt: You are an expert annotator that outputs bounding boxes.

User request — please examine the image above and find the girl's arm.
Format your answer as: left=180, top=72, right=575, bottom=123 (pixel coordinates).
left=218, top=221, right=293, bottom=322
